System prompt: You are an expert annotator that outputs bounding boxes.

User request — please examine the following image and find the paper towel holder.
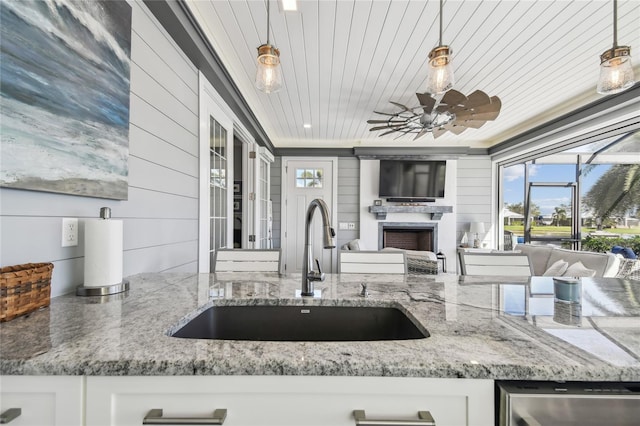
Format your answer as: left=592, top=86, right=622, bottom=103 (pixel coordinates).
left=76, top=207, right=129, bottom=297
left=76, top=280, right=129, bottom=296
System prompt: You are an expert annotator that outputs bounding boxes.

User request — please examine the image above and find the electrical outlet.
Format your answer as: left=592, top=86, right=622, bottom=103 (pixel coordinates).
left=347, top=222, right=356, bottom=230
left=338, top=222, right=349, bottom=230
left=62, top=218, right=78, bottom=247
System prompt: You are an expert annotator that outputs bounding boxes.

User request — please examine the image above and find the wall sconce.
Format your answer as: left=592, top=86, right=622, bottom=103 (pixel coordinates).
left=469, top=222, right=485, bottom=248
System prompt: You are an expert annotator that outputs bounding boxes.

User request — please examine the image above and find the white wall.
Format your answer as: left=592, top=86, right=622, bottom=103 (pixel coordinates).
left=456, top=157, right=494, bottom=252
left=0, top=1, right=200, bottom=296
left=358, top=160, right=459, bottom=267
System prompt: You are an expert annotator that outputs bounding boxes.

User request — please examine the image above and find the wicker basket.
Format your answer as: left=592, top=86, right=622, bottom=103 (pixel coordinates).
left=0, top=263, right=53, bottom=322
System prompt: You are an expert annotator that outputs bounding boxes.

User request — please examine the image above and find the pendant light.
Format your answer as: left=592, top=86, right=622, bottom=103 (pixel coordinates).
left=426, top=0, right=454, bottom=95
left=255, top=0, right=282, bottom=93
left=597, top=0, right=635, bottom=94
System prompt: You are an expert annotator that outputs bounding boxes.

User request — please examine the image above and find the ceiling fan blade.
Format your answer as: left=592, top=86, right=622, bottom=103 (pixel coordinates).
left=389, top=101, right=412, bottom=111
left=369, top=123, right=407, bottom=131
left=413, top=128, right=430, bottom=140
left=447, top=124, right=468, bottom=135
left=468, top=102, right=501, bottom=115
left=440, top=89, right=467, bottom=107
left=379, top=129, right=399, bottom=137
left=416, top=93, right=436, bottom=114
left=373, top=110, right=399, bottom=116
left=394, top=132, right=409, bottom=140
left=367, top=119, right=406, bottom=124
left=456, top=120, right=486, bottom=129
left=456, top=111, right=499, bottom=121
left=465, top=90, right=491, bottom=108
left=432, top=126, right=449, bottom=139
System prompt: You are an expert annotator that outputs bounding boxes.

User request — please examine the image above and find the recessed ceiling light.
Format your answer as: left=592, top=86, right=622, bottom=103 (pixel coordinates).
left=303, top=123, right=312, bottom=129
left=281, top=0, right=297, bottom=12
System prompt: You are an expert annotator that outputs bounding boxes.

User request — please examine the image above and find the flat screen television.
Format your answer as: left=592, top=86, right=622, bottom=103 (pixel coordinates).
left=378, top=160, right=446, bottom=199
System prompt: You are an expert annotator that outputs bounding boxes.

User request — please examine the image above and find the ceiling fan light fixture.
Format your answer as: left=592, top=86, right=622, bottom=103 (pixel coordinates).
left=426, top=45, right=454, bottom=95
left=597, top=46, right=634, bottom=94
left=597, top=0, right=635, bottom=95
left=256, top=44, right=282, bottom=93
left=255, top=0, right=282, bottom=94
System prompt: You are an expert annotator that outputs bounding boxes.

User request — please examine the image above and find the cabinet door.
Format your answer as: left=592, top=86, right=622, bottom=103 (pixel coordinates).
left=0, top=376, right=83, bottom=426
left=86, top=376, right=493, bottom=426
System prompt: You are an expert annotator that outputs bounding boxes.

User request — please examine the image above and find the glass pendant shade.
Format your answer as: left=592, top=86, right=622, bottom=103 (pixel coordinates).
left=597, top=46, right=635, bottom=94
left=255, top=44, right=282, bottom=93
left=426, top=46, right=454, bottom=95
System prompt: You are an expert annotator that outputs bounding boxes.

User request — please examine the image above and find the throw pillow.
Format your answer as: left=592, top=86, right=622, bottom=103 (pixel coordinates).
left=563, top=261, right=596, bottom=278
left=542, top=259, right=569, bottom=276
left=347, top=239, right=361, bottom=251
left=616, top=259, right=640, bottom=280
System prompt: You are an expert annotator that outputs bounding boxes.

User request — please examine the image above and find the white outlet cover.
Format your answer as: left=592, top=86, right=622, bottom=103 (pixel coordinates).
left=62, top=218, right=78, bottom=247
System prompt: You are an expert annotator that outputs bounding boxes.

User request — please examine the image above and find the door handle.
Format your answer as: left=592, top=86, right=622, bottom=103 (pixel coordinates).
left=0, top=408, right=21, bottom=424
left=143, top=408, right=227, bottom=425
left=353, top=409, right=435, bottom=426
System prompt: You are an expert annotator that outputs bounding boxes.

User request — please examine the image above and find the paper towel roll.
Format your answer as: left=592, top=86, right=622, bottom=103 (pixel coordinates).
left=84, top=219, right=123, bottom=287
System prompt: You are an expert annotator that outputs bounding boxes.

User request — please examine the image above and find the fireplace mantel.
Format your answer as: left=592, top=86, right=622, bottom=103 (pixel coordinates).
left=368, top=205, right=453, bottom=220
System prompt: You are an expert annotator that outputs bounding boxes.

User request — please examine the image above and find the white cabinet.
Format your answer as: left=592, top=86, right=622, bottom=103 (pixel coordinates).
left=86, top=376, right=494, bottom=426
left=0, top=376, right=83, bottom=426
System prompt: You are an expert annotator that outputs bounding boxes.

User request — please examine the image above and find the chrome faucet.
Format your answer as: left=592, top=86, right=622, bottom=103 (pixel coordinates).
left=301, top=198, right=336, bottom=296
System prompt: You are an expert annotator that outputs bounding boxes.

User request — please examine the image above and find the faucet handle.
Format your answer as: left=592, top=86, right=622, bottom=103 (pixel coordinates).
left=307, top=258, right=325, bottom=282
left=360, top=283, right=369, bottom=297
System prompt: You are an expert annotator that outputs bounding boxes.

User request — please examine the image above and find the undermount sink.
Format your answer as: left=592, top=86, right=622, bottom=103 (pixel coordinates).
left=172, top=304, right=429, bottom=341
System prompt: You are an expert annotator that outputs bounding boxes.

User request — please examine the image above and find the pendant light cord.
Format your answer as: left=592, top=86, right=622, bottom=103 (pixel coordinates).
left=266, top=0, right=271, bottom=45
left=439, top=0, right=443, bottom=46
left=612, top=0, right=617, bottom=48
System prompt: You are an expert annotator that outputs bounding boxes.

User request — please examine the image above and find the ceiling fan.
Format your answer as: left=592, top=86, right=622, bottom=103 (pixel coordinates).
left=368, top=90, right=502, bottom=140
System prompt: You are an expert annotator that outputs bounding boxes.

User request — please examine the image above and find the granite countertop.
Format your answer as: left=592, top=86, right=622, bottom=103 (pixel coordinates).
left=1, top=272, right=639, bottom=381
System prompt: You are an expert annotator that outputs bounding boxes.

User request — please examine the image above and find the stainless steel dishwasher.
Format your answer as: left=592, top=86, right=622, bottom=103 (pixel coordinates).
left=497, top=381, right=640, bottom=426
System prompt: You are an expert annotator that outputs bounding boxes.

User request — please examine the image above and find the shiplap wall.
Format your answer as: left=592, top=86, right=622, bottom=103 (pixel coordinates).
left=0, top=1, right=200, bottom=297
left=336, top=157, right=360, bottom=249
left=456, top=157, right=494, bottom=250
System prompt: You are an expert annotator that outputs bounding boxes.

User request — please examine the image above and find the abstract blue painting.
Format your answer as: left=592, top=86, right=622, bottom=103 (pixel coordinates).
left=0, top=0, right=132, bottom=200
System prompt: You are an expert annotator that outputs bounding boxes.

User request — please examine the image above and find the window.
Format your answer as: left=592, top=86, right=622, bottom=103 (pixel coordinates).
left=296, top=168, right=323, bottom=188
left=500, top=131, right=640, bottom=251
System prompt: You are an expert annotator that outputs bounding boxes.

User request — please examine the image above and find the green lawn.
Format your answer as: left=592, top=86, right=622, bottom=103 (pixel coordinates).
left=504, top=225, right=640, bottom=237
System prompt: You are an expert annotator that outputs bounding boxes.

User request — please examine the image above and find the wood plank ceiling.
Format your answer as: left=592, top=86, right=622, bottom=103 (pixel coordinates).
left=186, top=0, right=640, bottom=149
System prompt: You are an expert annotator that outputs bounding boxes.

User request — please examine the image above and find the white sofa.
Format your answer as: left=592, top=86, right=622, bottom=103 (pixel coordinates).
left=514, top=244, right=620, bottom=277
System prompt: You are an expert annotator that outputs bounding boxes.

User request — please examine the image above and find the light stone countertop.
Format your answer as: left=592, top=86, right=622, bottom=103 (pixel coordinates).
left=1, top=272, right=639, bottom=381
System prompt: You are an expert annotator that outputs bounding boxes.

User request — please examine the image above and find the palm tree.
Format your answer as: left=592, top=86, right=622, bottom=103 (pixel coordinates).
left=552, top=206, right=567, bottom=227
left=583, top=164, right=640, bottom=221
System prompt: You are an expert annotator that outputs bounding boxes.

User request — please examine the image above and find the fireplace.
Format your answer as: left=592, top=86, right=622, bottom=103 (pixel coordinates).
left=378, top=222, right=438, bottom=252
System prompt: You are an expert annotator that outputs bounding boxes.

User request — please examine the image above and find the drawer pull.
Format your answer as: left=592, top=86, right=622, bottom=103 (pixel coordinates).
left=0, top=408, right=21, bottom=424
left=143, top=408, right=227, bottom=425
left=353, top=409, right=435, bottom=426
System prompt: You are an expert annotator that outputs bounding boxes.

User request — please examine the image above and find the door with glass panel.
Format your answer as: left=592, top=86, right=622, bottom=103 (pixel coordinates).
left=282, top=158, right=336, bottom=274
left=525, top=182, right=579, bottom=249
left=256, top=147, right=274, bottom=249
left=209, top=118, right=230, bottom=268
left=199, top=76, right=233, bottom=273
left=239, top=143, right=273, bottom=249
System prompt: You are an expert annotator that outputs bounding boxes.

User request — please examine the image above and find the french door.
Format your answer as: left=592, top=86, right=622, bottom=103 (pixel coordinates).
left=198, top=73, right=273, bottom=271
left=199, top=74, right=233, bottom=272
left=241, top=143, right=274, bottom=249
